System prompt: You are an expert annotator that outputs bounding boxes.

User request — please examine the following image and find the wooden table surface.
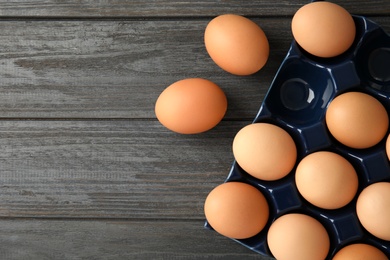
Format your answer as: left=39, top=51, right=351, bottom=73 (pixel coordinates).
left=0, top=1, right=388, bottom=259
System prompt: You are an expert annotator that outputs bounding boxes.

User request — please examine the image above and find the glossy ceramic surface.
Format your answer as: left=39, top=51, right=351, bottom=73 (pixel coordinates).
left=206, top=14, right=390, bottom=259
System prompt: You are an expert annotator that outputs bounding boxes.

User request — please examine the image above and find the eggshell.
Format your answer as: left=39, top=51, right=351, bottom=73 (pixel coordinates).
left=204, top=182, right=269, bottom=239
left=295, top=151, right=358, bottom=209
left=332, top=243, right=388, bottom=260
left=155, top=78, right=227, bottom=134
left=267, top=213, right=330, bottom=260
left=291, top=1, right=356, bottom=58
left=325, top=92, right=389, bottom=149
left=232, top=123, right=297, bottom=181
left=386, top=134, right=390, bottom=160
left=356, top=182, right=390, bottom=241
left=204, top=14, right=269, bottom=75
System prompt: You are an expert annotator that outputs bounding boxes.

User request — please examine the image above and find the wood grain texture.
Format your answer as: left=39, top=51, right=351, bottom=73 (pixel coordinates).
left=0, top=17, right=388, bottom=119
left=0, top=219, right=273, bottom=260
left=0, top=0, right=388, bottom=259
left=0, top=120, right=246, bottom=219
left=0, top=18, right=289, bottom=119
left=0, top=0, right=387, bottom=17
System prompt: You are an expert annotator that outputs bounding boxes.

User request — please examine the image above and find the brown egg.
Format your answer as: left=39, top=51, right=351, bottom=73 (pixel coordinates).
left=155, top=78, right=227, bottom=134
left=332, top=243, right=388, bottom=260
left=386, top=134, right=390, bottom=160
left=232, top=123, right=297, bottom=181
left=204, top=14, right=269, bottom=75
left=267, top=213, right=330, bottom=260
left=325, top=92, right=389, bottom=149
left=295, top=151, right=358, bottom=209
left=356, top=182, right=390, bottom=241
left=291, top=1, right=356, bottom=58
left=204, top=182, right=269, bottom=239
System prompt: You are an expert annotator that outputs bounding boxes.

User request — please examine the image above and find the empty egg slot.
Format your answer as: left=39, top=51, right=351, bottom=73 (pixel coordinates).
left=264, top=58, right=335, bottom=126
left=369, top=48, right=390, bottom=83
left=354, top=20, right=390, bottom=92
left=280, top=78, right=314, bottom=111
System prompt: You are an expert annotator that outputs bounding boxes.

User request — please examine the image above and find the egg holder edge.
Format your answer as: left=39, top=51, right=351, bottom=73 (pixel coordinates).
left=204, top=14, right=390, bottom=259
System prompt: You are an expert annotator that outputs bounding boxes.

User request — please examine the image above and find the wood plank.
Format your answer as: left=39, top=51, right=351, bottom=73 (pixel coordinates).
left=0, top=120, right=248, bottom=219
left=0, top=219, right=272, bottom=259
left=0, top=0, right=387, bottom=17
left=0, top=17, right=388, bottom=119
left=0, top=18, right=288, bottom=120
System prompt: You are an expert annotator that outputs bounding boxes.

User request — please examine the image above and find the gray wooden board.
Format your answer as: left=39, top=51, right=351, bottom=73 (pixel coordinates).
left=0, top=219, right=273, bottom=259
left=0, top=0, right=387, bottom=17
left=0, top=17, right=388, bottom=119
left=0, top=120, right=246, bottom=219
left=0, top=0, right=388, bottom=259
left=0, top=18, right=291, bottom=119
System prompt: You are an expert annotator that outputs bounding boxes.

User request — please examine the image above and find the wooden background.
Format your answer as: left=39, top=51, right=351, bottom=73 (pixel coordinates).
left=0, top=1, right=388, bottom=259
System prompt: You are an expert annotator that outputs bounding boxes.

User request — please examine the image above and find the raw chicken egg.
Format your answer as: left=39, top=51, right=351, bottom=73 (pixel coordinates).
left=232, top=123, right=297, bottom=181
left=291, top=1, right=356, bottom=58
left=332, top=243, right=388, bottom=260
left=386, top=134, right=390, bottom=160
left=155, top=78, right=227, bottom=134
left=267, top=213, right=330, bottom=260
left=356, top=182, right=390, bottom=241
left=204, top=14, right=269, bottom=75
left=204, top=182, right=269, bottom=239
left=325, top=92, right=389, bottom=149
left=295, top=151, right=358, bottom=209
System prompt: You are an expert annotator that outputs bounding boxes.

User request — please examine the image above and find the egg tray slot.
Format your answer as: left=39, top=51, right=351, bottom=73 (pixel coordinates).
left=205, top=15, right=390, bottom=259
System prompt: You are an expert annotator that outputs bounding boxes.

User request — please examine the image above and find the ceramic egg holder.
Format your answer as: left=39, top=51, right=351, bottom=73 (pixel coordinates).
left=205, top=15, right=390, bottom=259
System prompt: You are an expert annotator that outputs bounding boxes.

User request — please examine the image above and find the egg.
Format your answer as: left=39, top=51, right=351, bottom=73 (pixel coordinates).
left=386, top=134, right=390, bottom=160
left=232, top=123, right=297, bottom=181
left=295, top=151, right=358, bottom=209
left=325, top=92, right=389, bottom=149
left=332, top=243, right=388, bottom=260
left=204, top=14, right=269, bottom=75
left=356, top=182, right=390, bottom=241
left=204, top=182, right=269, bottom=239
left=291, top=1, right=356, bottom=58
left=155, top=78, right=227, bottom=134
left=267, top=213, right=330, bottom=260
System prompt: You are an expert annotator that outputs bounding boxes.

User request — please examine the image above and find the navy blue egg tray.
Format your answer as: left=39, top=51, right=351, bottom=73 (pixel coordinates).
left=205, top=14, right=390, bottom=259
